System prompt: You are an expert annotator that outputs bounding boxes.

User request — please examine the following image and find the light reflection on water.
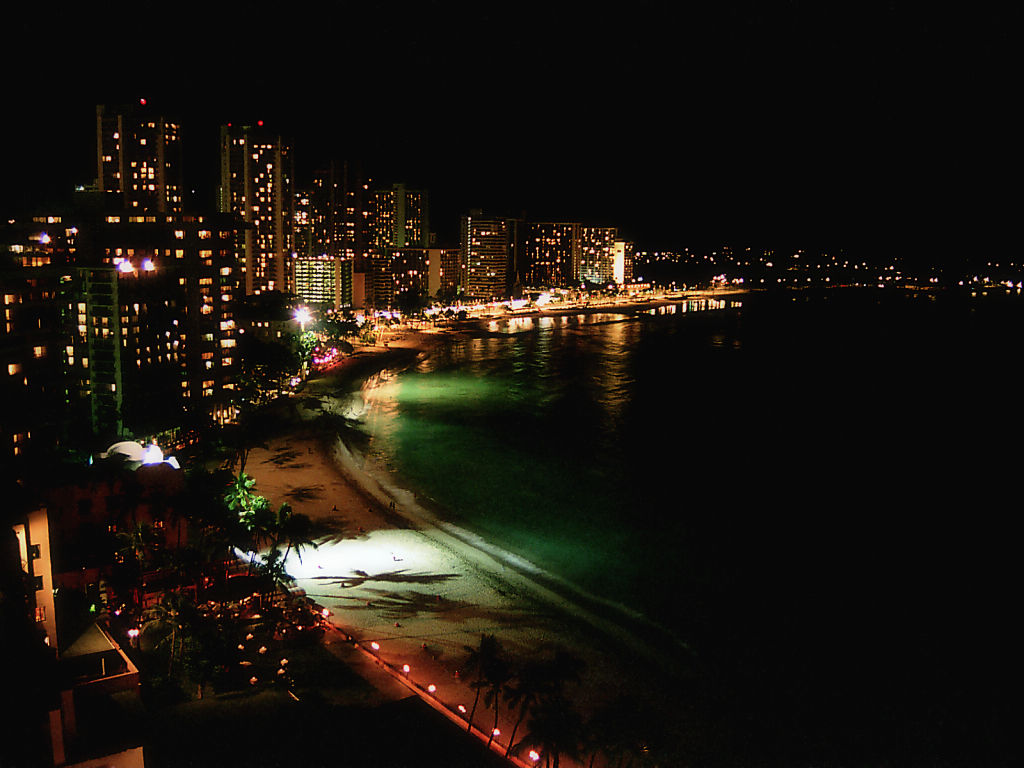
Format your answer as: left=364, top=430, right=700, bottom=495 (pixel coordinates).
left=343, top=298, right=738, bottom=606
left=489, top=312, right=631, bottom=334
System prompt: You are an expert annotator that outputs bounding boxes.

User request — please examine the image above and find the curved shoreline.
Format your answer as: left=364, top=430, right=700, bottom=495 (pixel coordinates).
left=300, top=333, right=694, bottom=666
left=324, top=430, right=693, bottom=671
left=245, top=327, right=707, bottom=765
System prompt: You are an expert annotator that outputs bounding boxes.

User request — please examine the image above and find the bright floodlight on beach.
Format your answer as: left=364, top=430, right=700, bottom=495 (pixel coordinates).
left=141, top=443, right=163, bottom=464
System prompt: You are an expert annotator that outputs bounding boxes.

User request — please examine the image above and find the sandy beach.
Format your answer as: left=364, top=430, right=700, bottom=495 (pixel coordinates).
left=244, top=328, right=702, bottom=766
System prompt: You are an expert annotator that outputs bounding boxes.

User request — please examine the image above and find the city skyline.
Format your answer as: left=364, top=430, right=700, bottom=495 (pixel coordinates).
left=3, top=3, right=1012, bottom=259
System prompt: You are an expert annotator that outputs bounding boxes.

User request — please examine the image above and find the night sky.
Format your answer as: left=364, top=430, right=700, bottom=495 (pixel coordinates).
left=2, top=2, right=1013, bottom=256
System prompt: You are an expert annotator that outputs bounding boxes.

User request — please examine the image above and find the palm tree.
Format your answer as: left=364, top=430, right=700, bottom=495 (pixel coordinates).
left=181, top=467, right=245, bottom=573
left=504, top=660, right=552, bottom=758
left=142, top=591, right=195, bottom=677
left=254, top=545, right=294, bottom=593
left=483, top=656, right=513, bottom=750
left=115, top=520, right=156, bottom=571
left=505, top=649, right=585, bottom=758
left=512, top=694, right=583, bottom=768
left=271, top=503, right=320, bottom=565
left=462, top=633, right=503, bottom=733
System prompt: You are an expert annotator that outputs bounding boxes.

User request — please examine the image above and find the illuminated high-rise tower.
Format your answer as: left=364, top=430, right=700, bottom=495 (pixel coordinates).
left=96, top=102, right=184, bottom=213
left=219, top=124, right=294, bottom=295
left=578, top=226, right=618, bottom=285
left=525, top=222, right=579, bottom=287
left=461, top=212, right=516, bottom=301
left=369, top=183, right=430, bottom=250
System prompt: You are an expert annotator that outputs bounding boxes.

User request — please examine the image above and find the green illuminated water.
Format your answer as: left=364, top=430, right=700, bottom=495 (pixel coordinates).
left=332, top=291, right=1016, bottom=764
left=355, top=313, right=653, bottom=606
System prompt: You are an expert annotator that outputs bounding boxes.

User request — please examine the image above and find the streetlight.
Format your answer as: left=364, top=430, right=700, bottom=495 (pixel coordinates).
left=294, top=306, right=312, bottom=331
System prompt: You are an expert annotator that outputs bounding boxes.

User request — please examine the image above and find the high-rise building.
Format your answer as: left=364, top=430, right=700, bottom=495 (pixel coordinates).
left=67, top=212, right=239, bottom=440
left=293, top=254, right=352, bottom=311
left=367, top=248, right=431, bottom=310
left=613, top=239, right=635, bottom=285
left=461, top=213, right=515, bottom=301
left=293, top=190, right=314, bottom=258
left=219, top=124, right=294, bottom=295
left=525, top=222, right=579, bottom=287
left=310, top=162, right=353, bottom=260
left=2, top=210, right=239, bottom=452
left=428, top=247, right=462, bottom=300
left=0, top=217, right=76, bottom=470
left=369, top=184, right=430, bottom=250
left=96, top=103, right=184, bottom=214
left=578, top=226, right=618, bottom=285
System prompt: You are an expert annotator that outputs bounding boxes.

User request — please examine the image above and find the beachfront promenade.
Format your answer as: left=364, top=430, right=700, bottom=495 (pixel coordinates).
left=249, top=427, right=660, bottom=768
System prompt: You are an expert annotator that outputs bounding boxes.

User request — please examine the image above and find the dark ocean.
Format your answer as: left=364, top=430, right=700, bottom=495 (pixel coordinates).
left=344, top=288, right=1015, bottom=766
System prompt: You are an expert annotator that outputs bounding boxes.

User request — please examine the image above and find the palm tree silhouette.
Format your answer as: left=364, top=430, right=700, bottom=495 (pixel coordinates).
left=512, top=694, right=582, bottom=768
left=462, top=633, right=504, bottom=733
left=505, top=649, right=585, bottom=758
left=483, top=655, right=513, bottom=750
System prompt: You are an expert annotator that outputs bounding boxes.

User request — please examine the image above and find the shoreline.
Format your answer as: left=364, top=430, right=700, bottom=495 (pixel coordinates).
left=246, top=322, right=705, bottom=766
left=243, top=288, right=1015, bottom=767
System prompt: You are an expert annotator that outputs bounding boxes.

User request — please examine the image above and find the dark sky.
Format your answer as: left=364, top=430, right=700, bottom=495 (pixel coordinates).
left=2, top=2, right=1014, bottom=256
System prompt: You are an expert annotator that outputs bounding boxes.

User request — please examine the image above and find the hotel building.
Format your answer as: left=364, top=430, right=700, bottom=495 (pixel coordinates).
left=0, top=217, right=75, bottom=469
left=1, top=209, right=238, bottom=450
left=219, top=124, right=294, bottom=295
left=369, top=183, right=430, bottom=251
left=525, top=222, right=579, bottom=287
left=293, top=254, right=353, bottom=311
left=578, top=226, right=618, bottom=285
left=461, top=213, right=521, bottom=301
left=96, top=103, right=184, bottom=214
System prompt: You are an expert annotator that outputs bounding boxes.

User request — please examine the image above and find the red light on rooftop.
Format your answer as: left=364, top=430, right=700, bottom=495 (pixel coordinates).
left=257, top=120, right=264, bottom=126
left=140, top=98, right=147, bottom=105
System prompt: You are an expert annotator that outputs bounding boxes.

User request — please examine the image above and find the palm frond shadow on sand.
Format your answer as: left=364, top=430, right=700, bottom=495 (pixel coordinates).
left=283, top=483, right=326, bottom=502
left=352, top=588, right=553, bottom=627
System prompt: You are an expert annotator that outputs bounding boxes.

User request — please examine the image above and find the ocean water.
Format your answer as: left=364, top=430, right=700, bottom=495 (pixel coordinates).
left=339, top=289, right=1016, bottom=764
